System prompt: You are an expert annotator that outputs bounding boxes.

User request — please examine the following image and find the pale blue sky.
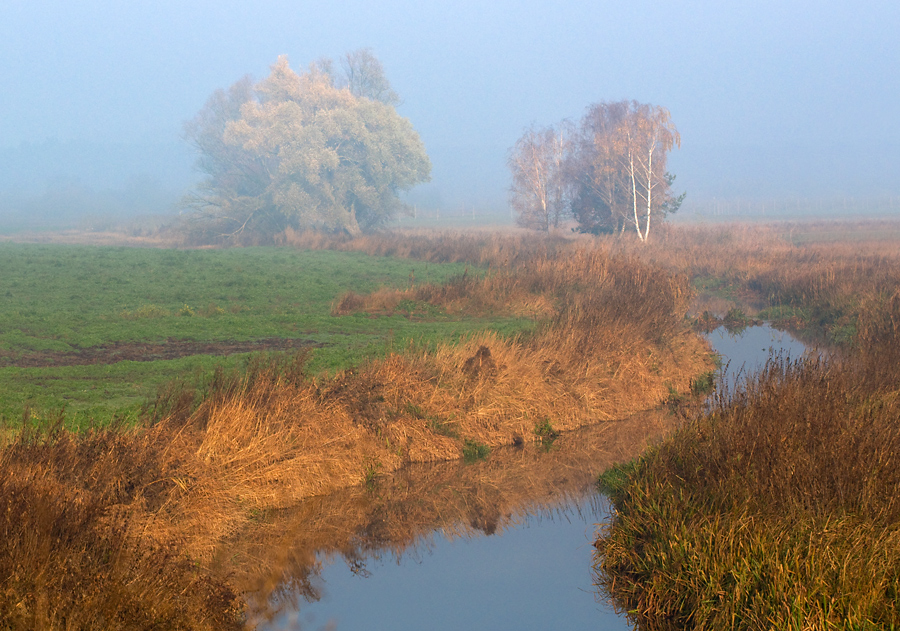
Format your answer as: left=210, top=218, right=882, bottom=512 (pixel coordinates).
left=1, top=0, right=898, bottom=209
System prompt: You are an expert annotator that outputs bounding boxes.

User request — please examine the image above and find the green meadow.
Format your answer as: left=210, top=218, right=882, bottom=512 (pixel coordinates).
left=0, top=244, right=531, bottom=427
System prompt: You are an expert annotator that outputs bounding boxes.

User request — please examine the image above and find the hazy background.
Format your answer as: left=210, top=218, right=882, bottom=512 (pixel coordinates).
left=1, top=0, right=898, bottom=229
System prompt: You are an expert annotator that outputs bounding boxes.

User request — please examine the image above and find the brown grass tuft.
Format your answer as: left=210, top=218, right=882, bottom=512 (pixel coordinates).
left=0, top=425, right=244, bottom=630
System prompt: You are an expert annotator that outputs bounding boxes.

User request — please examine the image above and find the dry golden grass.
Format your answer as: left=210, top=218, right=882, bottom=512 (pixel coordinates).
left=286, top=219, right=900, bottom=342
left=639, top=221, right=900, bottom=329
left=0, top=423, right=244, bottom=630
left=1, top=229, right=714, bottom=628
left=140, top=242, right=710, bottom=556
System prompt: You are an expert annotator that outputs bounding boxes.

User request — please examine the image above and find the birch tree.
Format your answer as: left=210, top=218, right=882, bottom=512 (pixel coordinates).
left=507, top=122, right=574, bottom=231
left=621, top=102, right=681, bottom=242
left=569, top=101, right=682, bottom=240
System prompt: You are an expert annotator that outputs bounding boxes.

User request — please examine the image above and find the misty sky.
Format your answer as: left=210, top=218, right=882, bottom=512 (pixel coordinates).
left=1, top=0, right=898, bottom=212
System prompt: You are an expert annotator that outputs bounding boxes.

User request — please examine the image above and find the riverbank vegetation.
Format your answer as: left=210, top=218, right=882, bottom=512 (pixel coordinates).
left=595, top=221, right=900, bottom=629
left=0, top=231, right=710, bottom=628
left=641, top=220, right=900, bottom=343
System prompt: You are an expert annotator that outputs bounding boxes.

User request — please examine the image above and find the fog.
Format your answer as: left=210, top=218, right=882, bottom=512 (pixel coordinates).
left=1, top=0, right=897, bottom=228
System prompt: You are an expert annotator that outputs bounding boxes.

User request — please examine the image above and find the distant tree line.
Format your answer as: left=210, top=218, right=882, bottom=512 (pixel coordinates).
left=183, top=50, right=430, bottom=239
left=508, top=101, right=684, bottom=241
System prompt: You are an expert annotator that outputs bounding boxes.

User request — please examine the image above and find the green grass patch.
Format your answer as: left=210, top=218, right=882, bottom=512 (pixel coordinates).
left=756, top=304, right=809, bottom=322
left=596, top=459, right=640, bottom=497
left=533, top=418, right=559, bottom=449
left=0, top=244, right=534, bottom=427
left=689, top=370, right=716, bottom=395
left=0, top=354, right=243, bottom=429
left=462, top=438, right=490, bottom=463
left=691, top=275, right=742, bottom=301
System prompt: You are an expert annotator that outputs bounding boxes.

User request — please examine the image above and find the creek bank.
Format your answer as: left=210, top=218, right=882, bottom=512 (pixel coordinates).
left=595, top=304, right=900, bottom=630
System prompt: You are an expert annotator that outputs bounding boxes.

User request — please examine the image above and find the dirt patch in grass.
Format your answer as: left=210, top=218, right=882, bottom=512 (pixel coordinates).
left=0, top=337, right=324, bottom=368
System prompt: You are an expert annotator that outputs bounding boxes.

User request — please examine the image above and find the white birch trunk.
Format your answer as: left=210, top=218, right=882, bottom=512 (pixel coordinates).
left=643, top=145, right=654, bottom=242
left=629, top=149, right=644, bottom=242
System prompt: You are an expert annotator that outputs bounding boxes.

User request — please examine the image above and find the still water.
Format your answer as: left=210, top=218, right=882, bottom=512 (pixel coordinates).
left=260, top=325, right=808, bottom=631
left=706, top=323, right=814, bottom=397
left=272, top=499, right=620, bottom=631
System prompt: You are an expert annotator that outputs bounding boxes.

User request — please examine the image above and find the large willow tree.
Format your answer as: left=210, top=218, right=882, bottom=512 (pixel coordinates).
left=184, top=52, right=431, bottom=238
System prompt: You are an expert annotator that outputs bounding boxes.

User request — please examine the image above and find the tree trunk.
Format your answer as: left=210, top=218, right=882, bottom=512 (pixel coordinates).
left=344, top=202, right=363, bottom=237
left=629, top=151, right=644, bottom=242
left=643, top=146, right=653, bottom=242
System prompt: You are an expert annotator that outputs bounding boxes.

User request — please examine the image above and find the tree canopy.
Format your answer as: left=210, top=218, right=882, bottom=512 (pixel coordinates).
left=508, top=100, right=684, bottom=241
left=184, top=52, right=430, bottom=238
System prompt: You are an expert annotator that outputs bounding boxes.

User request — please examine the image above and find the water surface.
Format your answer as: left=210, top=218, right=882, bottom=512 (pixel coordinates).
left=252, top=411, right=667, bottom=631
left=256, top=324, right=809, bottom=630
left=273, top=498, right=622, bottom=631
left=706, top=323, right=811, bottom=395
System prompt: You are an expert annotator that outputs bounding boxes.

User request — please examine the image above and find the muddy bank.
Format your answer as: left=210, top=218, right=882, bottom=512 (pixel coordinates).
left=0, top=337, right=323, bottom=368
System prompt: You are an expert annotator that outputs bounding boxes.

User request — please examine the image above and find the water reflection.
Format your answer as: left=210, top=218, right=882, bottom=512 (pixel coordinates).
left=232, top=411, right=677, bottom=629
left=275, top=497, right=620, bottom=631
left=234, top=325, right=808, bottom=630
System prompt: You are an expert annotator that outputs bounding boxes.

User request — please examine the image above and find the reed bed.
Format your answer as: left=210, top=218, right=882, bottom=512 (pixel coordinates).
left=596, top=289, right=900, bottom=629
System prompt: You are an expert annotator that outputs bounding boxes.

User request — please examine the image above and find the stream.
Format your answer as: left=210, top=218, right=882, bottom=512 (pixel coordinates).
left=257, top=324, right=812, bottom=630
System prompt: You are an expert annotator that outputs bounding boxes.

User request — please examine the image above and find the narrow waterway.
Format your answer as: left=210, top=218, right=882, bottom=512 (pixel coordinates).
left=269, top=497, right=620, bottom=631
left=705, top=323, right=813, bottom=397
left=257, top=325, right=809, bottom=631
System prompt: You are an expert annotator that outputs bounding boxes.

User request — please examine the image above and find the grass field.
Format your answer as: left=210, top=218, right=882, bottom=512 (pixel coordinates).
left=0, top=244, right=531, bottom=427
